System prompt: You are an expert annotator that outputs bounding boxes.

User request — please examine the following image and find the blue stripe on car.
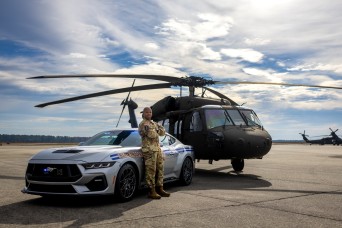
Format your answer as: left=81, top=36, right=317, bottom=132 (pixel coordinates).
left=110, top=154, right=120, bottom=160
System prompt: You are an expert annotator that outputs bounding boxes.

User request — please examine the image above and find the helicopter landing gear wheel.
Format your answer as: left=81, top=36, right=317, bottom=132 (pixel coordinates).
left=231, top=159, right=244, bottom=172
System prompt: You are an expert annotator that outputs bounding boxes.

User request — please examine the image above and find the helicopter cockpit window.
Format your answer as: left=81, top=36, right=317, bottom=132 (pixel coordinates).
left=226, top=110, right=246, bottom=126
left=205, top=109, right=233, bottom=129
left=240, top=110, right=263, bottom=127
left=190, top=111, right=203, bottom=132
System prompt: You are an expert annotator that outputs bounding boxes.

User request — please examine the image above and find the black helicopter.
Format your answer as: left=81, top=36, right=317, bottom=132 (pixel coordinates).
left=299, top=128, right=342, bottom=145
left=28, top=74, right=342, bottom=171
left=299, top=130, right=334, bottom=145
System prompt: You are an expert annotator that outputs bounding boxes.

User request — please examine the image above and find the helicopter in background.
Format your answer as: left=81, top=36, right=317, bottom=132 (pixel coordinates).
left=299, top=128, right=341, bottom=145
left=28, top=74, right=342, bottom=171
left=299, top=130, right=334, bottom=145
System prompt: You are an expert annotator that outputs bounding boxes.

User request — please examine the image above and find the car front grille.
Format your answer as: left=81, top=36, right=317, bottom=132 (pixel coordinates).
left=26, top=163, right=82, bottom=182
left=27, top=183, right=76, bottom=193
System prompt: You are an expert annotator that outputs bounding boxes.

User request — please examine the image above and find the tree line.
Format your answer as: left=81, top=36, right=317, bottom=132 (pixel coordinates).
left=0, top=134, right=89, bottom=144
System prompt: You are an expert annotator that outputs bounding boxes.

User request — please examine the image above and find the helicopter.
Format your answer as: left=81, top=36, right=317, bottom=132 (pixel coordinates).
left=329, top=128, right=342, bottom=145
left=299, top=130, right=334, bottom=145
left=28, top=74, right=342, bottom=171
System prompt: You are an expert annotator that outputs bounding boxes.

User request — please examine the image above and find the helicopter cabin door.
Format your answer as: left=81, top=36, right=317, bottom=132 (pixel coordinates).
left=182, top=111, right=207, bottom=158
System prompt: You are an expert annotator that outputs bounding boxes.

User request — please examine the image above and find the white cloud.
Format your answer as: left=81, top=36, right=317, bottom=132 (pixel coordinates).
left=157, top=14, right=233, bottom=42
left=68, top=53, right=88, bottom=59
left=289, top=63, right=342, bottom=74
left=244, top=38, right=270, bottom=46
left=242, top=68, right=283, bottom=82
left=221, top=48, right=264, bottom=63
left=144, top=42, right=160, bottom=50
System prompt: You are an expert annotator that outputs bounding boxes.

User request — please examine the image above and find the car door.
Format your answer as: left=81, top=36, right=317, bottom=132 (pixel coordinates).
left=160, top=135, right=178, bottom=176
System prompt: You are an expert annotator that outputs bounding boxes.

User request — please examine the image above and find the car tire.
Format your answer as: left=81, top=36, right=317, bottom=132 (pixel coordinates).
left=114, top=163, right=137, bottom=202
left=179, top=157, right=193, bottom=186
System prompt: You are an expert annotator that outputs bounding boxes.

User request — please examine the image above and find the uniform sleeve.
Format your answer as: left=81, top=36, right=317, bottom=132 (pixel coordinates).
left=138, top=121, right=147, bottom=137
left=157, top=123, right=166, bottom=136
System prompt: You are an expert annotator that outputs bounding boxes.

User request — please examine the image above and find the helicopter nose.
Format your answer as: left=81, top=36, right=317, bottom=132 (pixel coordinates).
left=265, top=137, right=272, bottom=147
left=223, top=129, right=272, bottom=159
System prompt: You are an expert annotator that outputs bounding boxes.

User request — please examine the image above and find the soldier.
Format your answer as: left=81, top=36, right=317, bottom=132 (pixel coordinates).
left=139, top=107, right=170, bottom=199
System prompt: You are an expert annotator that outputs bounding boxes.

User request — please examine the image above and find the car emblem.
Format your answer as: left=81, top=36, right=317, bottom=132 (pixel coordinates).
left=43, top=167, right=57, bottom=174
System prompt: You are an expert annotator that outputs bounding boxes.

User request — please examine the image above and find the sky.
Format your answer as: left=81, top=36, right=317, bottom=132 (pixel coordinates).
left=0, top=0, right=341, bottom=140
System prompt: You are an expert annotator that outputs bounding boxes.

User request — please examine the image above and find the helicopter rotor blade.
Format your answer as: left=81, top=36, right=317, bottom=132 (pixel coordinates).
left=214, top=81, right=342, bottom=90
left=28, top=74, right=342, bottom=90
left=312, top=135, right=330, bottom=137
left=203, top=86, right=239, bottom=105
left=35, top=82, right=173, bottom=108
left=299, top=130, right=309, bottom=137
left=27, top=74, right=180, bottom=83
left=116, top=79, right=136, bottom=127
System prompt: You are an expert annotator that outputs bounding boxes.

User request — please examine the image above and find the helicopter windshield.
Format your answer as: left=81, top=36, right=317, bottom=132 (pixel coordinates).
left=240, top=110, right=263, bottom=127
left=226, top=109, right=246, bottom=126
left=205, top=109, right=234, bottom=129
left=82, top=130, right=141, bottom=147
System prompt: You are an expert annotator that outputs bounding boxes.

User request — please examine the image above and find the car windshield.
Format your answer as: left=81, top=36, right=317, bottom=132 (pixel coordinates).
left=82, top=130, right=141, bottom=147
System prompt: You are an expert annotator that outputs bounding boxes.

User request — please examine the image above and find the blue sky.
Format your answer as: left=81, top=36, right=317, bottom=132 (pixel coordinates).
left=0, top=0, right=341, bottom=140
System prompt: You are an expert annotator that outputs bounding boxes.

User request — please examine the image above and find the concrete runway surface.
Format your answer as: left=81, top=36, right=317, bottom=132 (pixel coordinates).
left=0, top=144, right=341, bottom=227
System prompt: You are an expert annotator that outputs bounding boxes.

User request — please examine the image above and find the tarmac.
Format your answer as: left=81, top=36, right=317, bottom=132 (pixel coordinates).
left=0, top=143, right=341, bottom=227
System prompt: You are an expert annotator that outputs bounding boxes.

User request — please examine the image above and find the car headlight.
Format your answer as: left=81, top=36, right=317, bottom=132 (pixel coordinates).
left=82, top=162, right=116, bottom=169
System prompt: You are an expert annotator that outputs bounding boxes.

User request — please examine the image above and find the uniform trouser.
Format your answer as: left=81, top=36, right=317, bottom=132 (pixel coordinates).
left=142, top=149, right=164, bottom=188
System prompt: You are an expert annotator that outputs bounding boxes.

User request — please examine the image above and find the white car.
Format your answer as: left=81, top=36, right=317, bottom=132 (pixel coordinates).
left=22, top=129, right=195, bottom=202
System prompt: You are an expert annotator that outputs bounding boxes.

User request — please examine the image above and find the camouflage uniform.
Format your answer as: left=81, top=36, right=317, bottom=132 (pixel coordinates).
left=139, top=119, right=165, bottom=189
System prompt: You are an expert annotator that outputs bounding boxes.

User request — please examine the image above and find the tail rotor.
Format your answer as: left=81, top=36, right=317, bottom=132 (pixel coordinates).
left=116, top=79, right=136, bottom=127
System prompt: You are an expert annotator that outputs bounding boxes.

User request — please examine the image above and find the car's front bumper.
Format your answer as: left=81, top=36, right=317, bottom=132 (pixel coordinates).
left=22, top=161, right=121, bottom=196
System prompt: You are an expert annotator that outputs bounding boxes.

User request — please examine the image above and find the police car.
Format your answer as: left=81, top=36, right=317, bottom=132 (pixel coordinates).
left=22, top=129, right=194, bottom=202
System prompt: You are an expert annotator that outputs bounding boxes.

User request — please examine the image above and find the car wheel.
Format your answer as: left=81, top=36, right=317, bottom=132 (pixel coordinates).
left=114, top=163, right=137, bottom=202
left=179, top=157, right=193, bottom=186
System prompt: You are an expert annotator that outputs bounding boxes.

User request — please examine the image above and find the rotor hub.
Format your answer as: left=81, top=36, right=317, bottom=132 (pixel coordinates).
left=172, top=76, right=215, bottom=87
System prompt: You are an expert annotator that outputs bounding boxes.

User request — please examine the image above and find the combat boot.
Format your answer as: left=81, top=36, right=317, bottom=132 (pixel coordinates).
left=148, top=187, right=161, bottom=199
left=156, top=186, right=170, bottom=197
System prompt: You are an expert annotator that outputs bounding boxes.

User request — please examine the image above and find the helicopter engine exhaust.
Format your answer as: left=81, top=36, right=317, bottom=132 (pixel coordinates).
left=151, top=96, right=176, bottom=118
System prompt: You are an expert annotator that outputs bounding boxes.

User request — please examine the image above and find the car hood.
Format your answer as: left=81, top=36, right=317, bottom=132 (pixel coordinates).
left=30, top=145, right=138, bottom=162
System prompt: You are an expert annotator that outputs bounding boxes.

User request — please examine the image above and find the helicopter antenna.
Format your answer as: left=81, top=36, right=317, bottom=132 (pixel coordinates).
left=116, top=79, right=136, bottom=127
